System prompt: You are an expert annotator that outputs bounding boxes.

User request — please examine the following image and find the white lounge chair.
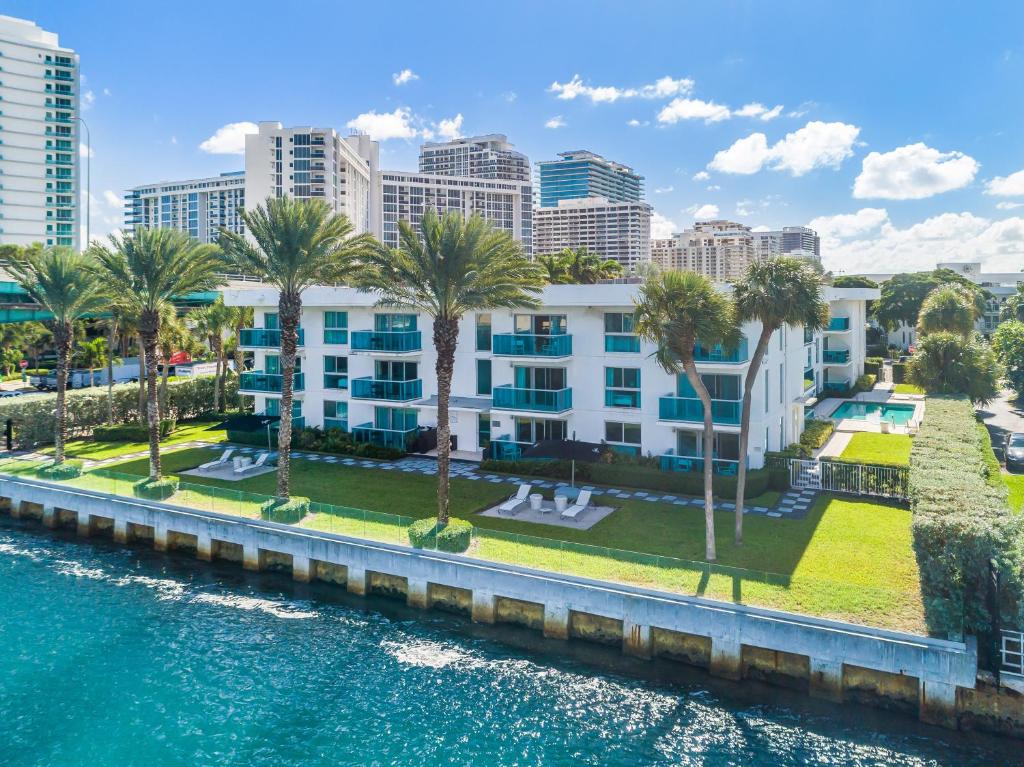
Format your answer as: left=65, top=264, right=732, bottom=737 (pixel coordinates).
left=498, top=483, right=531, bottom=514
left=234, top=451, right=271, bottom=476
left=198, top=448, right=234, bottom=472
left=561, top=490, right=593, bottom=521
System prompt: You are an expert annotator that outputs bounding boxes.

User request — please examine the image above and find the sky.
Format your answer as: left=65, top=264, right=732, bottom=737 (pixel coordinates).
left=9, top=0, right=1024, bottom=274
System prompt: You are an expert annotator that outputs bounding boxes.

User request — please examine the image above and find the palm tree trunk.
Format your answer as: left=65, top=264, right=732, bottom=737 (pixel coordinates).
left=218, top=342, right=227, bottom=413
left=140, top=310, right=162, bottom=481
left=137, top=334, right=147, bottom=424
left=735, top=325, right=774, bottom=545
left=682, top=355, right=717, bottom=562
left=53, top=322, right=72, bottom=465
left=275, top=291, right=301, bottom=499
left=433, top=316, right=459, bottom=526
left=213, top=338, right=224, bottom=413
left=160, top=357, right=170, bottom=417
left=106, top=320, right=116, bottom=423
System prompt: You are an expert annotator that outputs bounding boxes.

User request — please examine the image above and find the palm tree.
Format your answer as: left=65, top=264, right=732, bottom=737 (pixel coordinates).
left=1001, top=286, right=1024, bottom=323
left=73, top=336, right=109, bottom=387
left=361, top=209, right=544, bottom=525
left=219, top=196, right=373, bottom=499
left=634, top=270, right=737, bottom=562
left=191, top=300, right=232, bottom=412
left=732, top=257, right=828, bottom=544
left=91, top=229, right=224, bottom=481
left=538, top=254, right=569, bottom=284
left=156, top=308, right=190, bottom=413
left=917, top=285, right=978, bottom=337
left=7, top=247, right=107, bottom=464
left=228, top=304, right=254, bottom=382
left=560, top=246, right=623, bottom=284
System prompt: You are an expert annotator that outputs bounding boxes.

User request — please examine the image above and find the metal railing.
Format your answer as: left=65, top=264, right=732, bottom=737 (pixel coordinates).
left=779, top=457, right=909, bottom=501
left=1001, top=629, right=1024, bottom=677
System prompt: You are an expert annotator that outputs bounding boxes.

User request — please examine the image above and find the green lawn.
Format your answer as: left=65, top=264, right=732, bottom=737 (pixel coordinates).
left=1003, top=471, right=1024, bottom=514
left=839, top=432, right=913, bottom=466
left=40, top=421, right=228, bottom=461
left=893, top=383, right=925, bottom=395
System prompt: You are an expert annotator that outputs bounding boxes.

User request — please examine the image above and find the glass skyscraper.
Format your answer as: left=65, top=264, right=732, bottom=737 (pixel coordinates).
left=537, top=150, right=643, bottom=208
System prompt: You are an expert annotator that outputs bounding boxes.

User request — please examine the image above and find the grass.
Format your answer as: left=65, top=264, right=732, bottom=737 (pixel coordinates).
left=1003, top=471, right=1024, bottom=514
left=40, top=421, right=228, bottom=461
left=893, top=383, right=925, bottom=395
left=838, top=433, right=913, bottom=467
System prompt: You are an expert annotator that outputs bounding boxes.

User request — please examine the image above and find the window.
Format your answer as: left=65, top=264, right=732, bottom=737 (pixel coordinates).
left=375, top=313, right=416, bottom=332
left=376, top=360, right=417, bottom=380
left=779, top=363, right=784, bottom=404
left=476, top=359, right=492, bottom=395
left=264, top=312, right=279, bottom=330
left=323, top=400, right=348, bottom=429
left=324, top=356, right=348, bottom=389
left=476, top=313, right=492, bottom=351
left=514, top=417, right=566, bottom=443
left=514, top=366, right=566, bottom=390
left=514, top=314, right=566, bottom=335
left=605, top=367, right=641, bottom=408
left=605, top=421, right=641, bottom=445
left=604, top=312, right=640, bottom=352
left=324, top=311, right=348, bottom=344
left=678, top=373, right=738, bottom=400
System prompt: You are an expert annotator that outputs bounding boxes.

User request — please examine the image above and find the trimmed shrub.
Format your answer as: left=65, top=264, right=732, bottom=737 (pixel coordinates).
left=408, top=517, right=473, bottom=553
left=891, top=362, right=907, bottom=384
left=799, top=420, right=834, bottom=453
left=854, top=373, right=877, bottom=393
left=134, top=477, right=179, bottom=500
left=863, top=357, right=884, bottom=376
left=92, top=419, right=176, bottom=442
left=261, top=496, right=310, bottom=524
left=227, top=426, right=405, bottom=460
left=37, top=459, right=84, bottom=480
left=975, top=421, right=1003, bottom=488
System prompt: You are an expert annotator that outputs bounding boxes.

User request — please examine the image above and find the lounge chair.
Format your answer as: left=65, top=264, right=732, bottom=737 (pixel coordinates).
left=498, top=483, right=531, bottom=514
left=560, top=489, right=593, bottom=521
left=234, top=451, right=271, bottom=476
left=197, top=448, right=234, bottom=472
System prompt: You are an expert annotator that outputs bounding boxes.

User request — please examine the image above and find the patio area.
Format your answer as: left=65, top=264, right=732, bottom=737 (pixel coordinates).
left=477, top=485, right=618, bottom=530
left=181, top=451, right=277, bottom=482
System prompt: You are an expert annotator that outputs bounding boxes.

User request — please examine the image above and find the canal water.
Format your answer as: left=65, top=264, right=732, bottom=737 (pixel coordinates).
left=0, top=520, right=1018, bottom=767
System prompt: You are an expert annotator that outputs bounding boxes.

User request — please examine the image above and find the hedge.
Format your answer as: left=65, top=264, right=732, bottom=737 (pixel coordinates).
left=0, top=375, right=236, bottom=448
left=408, top=517, right=473, bottom=553
left=261, top=496, right=310, bottom=524
left=891, top=362, right=908, bottom=384
left=228, top=425, right=405, bottom=460
left=134, top=477, right=179, bottom=500
left=908, top=396, right=1023, bottom=640
left=478, top=457, right=771, bottom=500
left=864, top=357, right=884, bottom=376
left=37, top=459, right=84, bottom=480
left=800, top=420, right=834, bottom=453
left=92, top=419, right=177, bottom=442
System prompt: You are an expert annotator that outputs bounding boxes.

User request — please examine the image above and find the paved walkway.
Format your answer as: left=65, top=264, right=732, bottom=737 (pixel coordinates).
left=978, top=389, right=1024, bottom=464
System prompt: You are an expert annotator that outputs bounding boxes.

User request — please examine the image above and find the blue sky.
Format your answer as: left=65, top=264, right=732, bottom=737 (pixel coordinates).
left=10, top=0, right=1024, bottom=273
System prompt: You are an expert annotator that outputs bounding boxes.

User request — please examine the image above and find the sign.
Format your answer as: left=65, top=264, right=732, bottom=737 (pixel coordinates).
left=18, top=360, right=27, bottom=369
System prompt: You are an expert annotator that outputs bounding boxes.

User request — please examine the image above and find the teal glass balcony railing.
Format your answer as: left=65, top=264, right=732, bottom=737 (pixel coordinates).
left=827, top=317, right=851, bottom=331
left=323, top=418, right=348, bottom=432
left=270, top=416, right=305, bottom=431
left=323, top=329, right=348, bottom=345
left=823, top=379, right=850, bottom=392
left=823, top=349, right=850, bottom=364
left=239, top=328, right=304, bottom=347
left=693, top=338, right=748, bottom=363
left=352, top=423, right=417, bottom=451
left=605, top=389, right=641, bottom=408
left=351, top=377, right=423, bottom=402
left=658, top=395, right=740, bottom=425
left=492, top=385, right=572, bottom=412
left=489, top=436, right=534, bottom=460
left=659, top=450, right=743, bottom=476
left=350, top=330, right=421, bottom=353
left=323, top=373, right=348, bottom=390
left=604, top=334, right=640, bottom=353
left=239, top=371, right=304, bottom=393
left=492, top=333, right=572, bottom=357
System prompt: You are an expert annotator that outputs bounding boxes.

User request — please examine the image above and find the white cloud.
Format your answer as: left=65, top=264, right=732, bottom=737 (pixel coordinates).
left=627, top=118, right=649, bottom=127
left=545, top=116, right=567, bottom=129
left=687, top=203, right=720, bottom=219
left=79, top=142, right=93, bottom=158
left=199, top=121, right=258, bottom=154
left=809, top=208, right=890, bottom=244
left=82, top=89, right=95, bottom=109
left=82, top=190, right=125, bottom=246
left=654, top=185, right=674, bottom=194
left=735, top=200, right=753, bottom=217
left=103, top=190, right=122, bottom=208
left=102, top=87, right=111, bottom=97
left=735, top=102, right=784, bottom=121
left=170, top=136, right=177, bottom=145
left=392, top=69, right=419, bottom=86
left=651, top=212, right=677, bottom=239
left=347, top=108, right=419, bottom=141
left=752, top=225, right=772, bottom=232
left=708, top=121, right=860, bottom=176
left=502, top=91, right=518, bottom=103
left=853, top=143, right=979, bottom=200
left=657, top=98, right=731, bottom=124
left=548, top=74, right=693, bottom=104
left=986, top=169, right=1024, bottom=197
left=692, top=171, right=710, bottom=182
left=437, top=113, right=463, bottom=141
left=997, top=201, right=1024, bottom=210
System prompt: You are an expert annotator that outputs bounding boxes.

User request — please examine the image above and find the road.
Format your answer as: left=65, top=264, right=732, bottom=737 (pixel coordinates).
left=977, top=389, right=1024, bottom=464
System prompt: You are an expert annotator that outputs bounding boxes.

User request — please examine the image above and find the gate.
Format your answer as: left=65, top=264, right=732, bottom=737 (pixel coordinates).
left=786, top=458, right=909, bottom=501
left=1002, top=629, right=1024, bottom=678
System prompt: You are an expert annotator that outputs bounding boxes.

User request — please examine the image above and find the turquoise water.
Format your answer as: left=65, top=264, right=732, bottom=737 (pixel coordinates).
left=0, top=521, right=1015, bottom=767
left=831, top=401, right=917, bottom=425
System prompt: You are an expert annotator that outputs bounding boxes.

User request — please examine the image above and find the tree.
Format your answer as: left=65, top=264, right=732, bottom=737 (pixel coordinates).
left=634, top=270, right=738, bottom=562
left=361, top=209, right=544, bottom=525
left=191, top=299, right=232, bottom=412
left=91, top=229, right=224, bottom=481
left=732, top=257, right=828, bottom=544
left=156, top=308, right=192, bottom=413
left=992, top=320, right=1024, bottom=398
left=73, top=337, right=109, bottom=387
left=907, top=331, right=1001, bottom=404
left=917, top=284, right=978, bottom=337
left=875, top=269, right=987, bottom=331
left=220, top=196, right=373, bottom=499
left=560, top=247, right=623, bottom=284
left=538, top=254, right=569, bottom=284
left=1000, top=284, right=1024, bottom=323
left=7, top=247, right=107, bottom=464
left=832, top=274, right=879, bottom=314
left=227, top=304, right=254, bottom=383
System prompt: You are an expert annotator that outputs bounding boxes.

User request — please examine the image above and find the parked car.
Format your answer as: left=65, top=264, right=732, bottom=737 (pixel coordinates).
left=1005, top=433, right=1024, bottom=471
left=0, top=390, right=24, bottom=398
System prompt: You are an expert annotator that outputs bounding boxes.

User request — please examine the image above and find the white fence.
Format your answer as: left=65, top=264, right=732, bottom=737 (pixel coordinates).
left=785, top=458, right=909, bottom=501
left=1002, top=629, right=1024, bottom=677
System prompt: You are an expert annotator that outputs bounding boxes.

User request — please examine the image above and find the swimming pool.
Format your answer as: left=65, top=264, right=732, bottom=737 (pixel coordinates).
left=830, top=401, right=917, bottom=425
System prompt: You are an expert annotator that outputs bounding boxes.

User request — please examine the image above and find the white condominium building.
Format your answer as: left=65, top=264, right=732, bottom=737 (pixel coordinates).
left=0, top=15, right=79, bottom=250
left=124, top=171, right=245, bottom=244
left=533, top=197, right=651, bottom=272
left=379, top=171, right=533, bottom=255
left=755, top=226, right=821, bottom=262
left=224, top=283, right=875, bottom=470
left=652, top=220, right=755, bottom=282
left=418, top=134, right=530, bottom=182
left=244, top=122, right=379, bottom=237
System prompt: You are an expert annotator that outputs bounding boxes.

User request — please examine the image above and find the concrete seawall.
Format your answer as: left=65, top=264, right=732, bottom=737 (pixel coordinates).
left=0, top=474, right=981, bottom=730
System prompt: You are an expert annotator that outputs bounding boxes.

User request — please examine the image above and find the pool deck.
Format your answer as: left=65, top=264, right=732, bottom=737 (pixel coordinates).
left=813, top=387, right=926, bottom=435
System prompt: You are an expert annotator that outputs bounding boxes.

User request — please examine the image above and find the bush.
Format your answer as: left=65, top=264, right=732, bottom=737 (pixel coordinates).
left=891, top=362, right=907, bottom=384
left=227, top=426, right=406, bottom=460
left=37, top=459, right=84, bottom=480
left=854, top=373, right=877, bottom=393
left=134, top=476, right=179, bottom=500
left=863, top=357, right=883, bottom=376
left=408, top=517, right=473, bottom=553
left=799, top=420, right=834, bottom=453
left=92, top=419, right=177, bottom=442
left=261, top=496, right=310, bottom=524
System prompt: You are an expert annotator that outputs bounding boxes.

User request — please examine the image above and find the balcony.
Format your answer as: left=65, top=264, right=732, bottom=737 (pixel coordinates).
left=827, top=317, right=851, bottom=332
left=323, top=329, right=348, bottom=345
left=693, top=338, right=748, bottom=364
left=659, top=450, right=743, bottom=476
left=658, top=395, right=740, bottom=425
left=823, top=379, right=850, bottom=393
left=323, top=417, right=348, bottom=432
left=492, top=333, right=572, bottom=358
left=823, top=349, right=850, bottom=364
left=239, top=371, right=304, bottom=393
left=489, top=436, right=534, bottom=460
left=351, top=377, right=423, bottom=402
left=604, top=334, right=640, bottom=353
left=350, top=329, right=421, bottom=353
left=239, top=328, right=304, bottom=348
left=492, top=385, right=572, bottom=413
left=323, top=373, right=348, bottom=390
left=605, top=389, right=641, bottom=408
left=352, top=423, right=417, bottom=451
left=803, top=368, right=815, bottom=393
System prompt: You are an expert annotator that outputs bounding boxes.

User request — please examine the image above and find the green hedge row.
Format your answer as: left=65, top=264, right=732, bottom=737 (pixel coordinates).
left=408, top=517, right=473, bottom=553
left=92, top=419, right=177, bottom=443
left=227, top=425, right=405, bottom=460
left=892, top=362, right=908, bottom=384
left=37, top=459, right=84, bottom=480
left=800, top=420, right=834, bottom=452
left=908, top=396, right=1023, bottom=639
left=261, top=496, right=310, bottom=524
left=864, top=357, right=884, bottom=376
left=134, top=477, right=179, bottom=501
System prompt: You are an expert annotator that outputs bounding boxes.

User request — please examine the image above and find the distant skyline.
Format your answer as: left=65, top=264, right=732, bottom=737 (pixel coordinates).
left=8, top=0, right=1024, bottom=274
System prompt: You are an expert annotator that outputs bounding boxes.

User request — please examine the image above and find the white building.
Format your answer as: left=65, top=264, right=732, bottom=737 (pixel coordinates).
left=418, top=134, right=530, bottom=182
left=533, top=198, right=651, bottom=272
left=244, top=122, right=379, bottom=237
left=0, top=15, right=79, bottom=250
left=652, top=220, right=755, bottom=282
left=224, top=283, right=874, bottom=470
left=124, top=171, right=245, bottom=244
left=754, top=226, right=821, bottom=263
left=379, top=171, right=533, bottom=255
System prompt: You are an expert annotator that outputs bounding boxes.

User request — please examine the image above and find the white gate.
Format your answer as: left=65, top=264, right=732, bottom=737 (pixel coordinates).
left=1002, top=629, right=1024, bottom=677
left=789, top=459, right=822, bottom=490
left=785, top=458, right=909, bottom=501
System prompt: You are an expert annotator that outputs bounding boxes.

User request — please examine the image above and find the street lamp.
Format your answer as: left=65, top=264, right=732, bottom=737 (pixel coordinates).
left=76, top=116, right=90, bottom=250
